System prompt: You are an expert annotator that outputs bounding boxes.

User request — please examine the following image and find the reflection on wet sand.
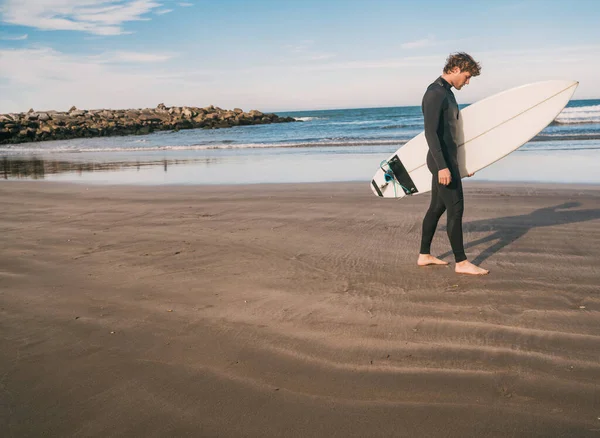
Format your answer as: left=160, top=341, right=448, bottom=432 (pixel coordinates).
left=3, top=149, right=600, bottom=186
left=1, top=156, right=220, bottom=180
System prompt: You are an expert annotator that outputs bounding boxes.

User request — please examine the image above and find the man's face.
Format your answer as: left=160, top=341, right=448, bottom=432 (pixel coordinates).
left=453, top=68, right=472, bottom=90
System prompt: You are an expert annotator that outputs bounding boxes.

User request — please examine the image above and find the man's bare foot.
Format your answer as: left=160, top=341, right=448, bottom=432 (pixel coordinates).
left=455, top=260, right=489, bottom=275
left=417, top=254, right=449, bottom=266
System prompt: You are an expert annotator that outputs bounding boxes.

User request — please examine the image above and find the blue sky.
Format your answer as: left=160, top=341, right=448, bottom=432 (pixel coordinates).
left=1, top=0, right=599, bottom=113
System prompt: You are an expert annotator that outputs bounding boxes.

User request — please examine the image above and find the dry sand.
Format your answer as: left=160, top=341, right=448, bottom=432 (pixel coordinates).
left=1, top=181, right=599, bottom=437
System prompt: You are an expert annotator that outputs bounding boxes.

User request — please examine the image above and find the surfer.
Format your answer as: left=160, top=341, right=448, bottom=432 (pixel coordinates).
left=417, top=52, right=489, bottom=275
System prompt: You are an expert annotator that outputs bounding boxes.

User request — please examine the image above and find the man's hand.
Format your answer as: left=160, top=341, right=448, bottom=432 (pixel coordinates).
left=438, top=168, right=451, bottom=185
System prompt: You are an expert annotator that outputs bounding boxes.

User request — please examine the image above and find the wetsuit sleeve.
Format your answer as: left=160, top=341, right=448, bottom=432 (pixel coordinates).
left=422, top=87, right=448, bottom=170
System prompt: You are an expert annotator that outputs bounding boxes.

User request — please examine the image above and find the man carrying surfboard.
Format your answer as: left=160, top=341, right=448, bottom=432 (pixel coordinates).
left=417, top=53, right=489, bottom=275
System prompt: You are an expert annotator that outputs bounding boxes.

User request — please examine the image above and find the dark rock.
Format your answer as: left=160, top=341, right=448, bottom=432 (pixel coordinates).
left=176, top=120, right=193, bottom=129
left=51, top=114, right=69, bottom=125
left=237, top=115, right=252, bottom=125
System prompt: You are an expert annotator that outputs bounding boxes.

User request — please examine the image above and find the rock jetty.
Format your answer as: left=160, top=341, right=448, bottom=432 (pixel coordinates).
left=0, top=104, right=297, bottom=144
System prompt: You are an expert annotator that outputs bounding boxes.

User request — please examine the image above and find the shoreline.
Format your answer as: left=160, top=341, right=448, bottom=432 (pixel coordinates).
left=2, top=181, right=600, bottom=436
left=2, top=146, right=600, bottom=186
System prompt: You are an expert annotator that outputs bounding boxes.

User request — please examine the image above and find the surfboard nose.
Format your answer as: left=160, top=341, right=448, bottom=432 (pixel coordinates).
left=535, top=79, right=578, bottom=91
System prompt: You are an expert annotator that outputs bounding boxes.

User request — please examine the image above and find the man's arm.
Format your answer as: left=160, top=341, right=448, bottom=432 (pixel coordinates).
left=422, top=87, right=448, bottom=171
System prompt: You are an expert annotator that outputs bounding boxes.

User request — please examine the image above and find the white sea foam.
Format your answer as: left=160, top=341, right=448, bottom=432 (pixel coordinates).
left=555, top=104, right=600, bottom=124
left=330, top=120, right=392, bottom=125
left=293, top=117, right=323, bottom=121
left=0, top=139, right=407, bottom=154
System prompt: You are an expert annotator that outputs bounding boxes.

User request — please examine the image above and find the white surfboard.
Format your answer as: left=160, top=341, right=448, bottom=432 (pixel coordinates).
left=370, top=80, right=579, bottom=198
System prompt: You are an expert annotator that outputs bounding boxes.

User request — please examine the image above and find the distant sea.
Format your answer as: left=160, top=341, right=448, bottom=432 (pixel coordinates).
left=2, top=99, right=600, bottom=185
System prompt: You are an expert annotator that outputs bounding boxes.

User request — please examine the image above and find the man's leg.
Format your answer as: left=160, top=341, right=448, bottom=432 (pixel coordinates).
left=437, top=177, right=489, bottom=275
left=418, top=175, right=448, bottom=266
left=440, top=177, right=467, bottom=263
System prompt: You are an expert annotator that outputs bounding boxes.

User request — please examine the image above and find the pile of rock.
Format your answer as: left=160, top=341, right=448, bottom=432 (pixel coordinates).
left=0, top=104, right=297, bottom=144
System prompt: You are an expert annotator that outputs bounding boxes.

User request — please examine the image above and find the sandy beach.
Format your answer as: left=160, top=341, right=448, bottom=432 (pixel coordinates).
left=1, top=181, right=599, bottom=437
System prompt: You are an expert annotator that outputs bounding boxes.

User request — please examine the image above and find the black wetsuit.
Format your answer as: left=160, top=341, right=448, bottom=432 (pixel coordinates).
left=419, top=76, right=467, bottom=262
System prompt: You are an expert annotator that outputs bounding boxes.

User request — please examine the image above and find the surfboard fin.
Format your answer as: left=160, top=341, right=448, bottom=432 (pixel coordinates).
left=371, top=180, right=384, bottom=197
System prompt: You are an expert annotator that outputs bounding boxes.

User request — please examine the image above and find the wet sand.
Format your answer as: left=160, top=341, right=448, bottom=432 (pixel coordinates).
left=1, top=181, right=599, bottom=437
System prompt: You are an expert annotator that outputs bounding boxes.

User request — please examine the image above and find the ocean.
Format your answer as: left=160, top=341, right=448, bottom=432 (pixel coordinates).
left=2, top=99, right=600, bottom=185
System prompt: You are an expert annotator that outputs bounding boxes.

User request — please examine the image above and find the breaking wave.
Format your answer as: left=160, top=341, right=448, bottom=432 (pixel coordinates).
left=0, top=139, right=408, bottom=154
left=293, top=117, right=325, bottom=122
left=554, top=104, right=600, bottom=125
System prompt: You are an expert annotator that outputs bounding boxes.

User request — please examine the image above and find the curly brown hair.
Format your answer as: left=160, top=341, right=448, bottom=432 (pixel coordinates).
left=443, top=52, right=481, bottom=76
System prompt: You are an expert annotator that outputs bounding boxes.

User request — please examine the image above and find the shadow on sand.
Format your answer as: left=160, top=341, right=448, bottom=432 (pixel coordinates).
left=438, top=202, right=600, bottom=265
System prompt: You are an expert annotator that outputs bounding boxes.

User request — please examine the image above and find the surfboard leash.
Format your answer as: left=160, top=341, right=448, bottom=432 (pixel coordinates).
left=379, top=160, right=410, bottom=198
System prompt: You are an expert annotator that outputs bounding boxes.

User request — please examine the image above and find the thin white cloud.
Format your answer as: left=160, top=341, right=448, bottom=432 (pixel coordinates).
left=1, top=33, right=28, bottom=40
left=0, top=0, right=162, bottom=35
left=154, top=8, right=173, bottom=15
left=89, top=50, right=176, bottom=63
left=298, top=55, right=440, bottom=71
left=308, top=54, right=336, bottom=61
left=178, top=2, right=193, bottom=6
left=401, top=35, right=435, bottom=49
left=114, top=51, right=174, bottom=62
left=476, top=44, right=600, bottom=58
left=285, top=40, right=316, bottom=53
left=283, top=40, right=335, bottom=63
